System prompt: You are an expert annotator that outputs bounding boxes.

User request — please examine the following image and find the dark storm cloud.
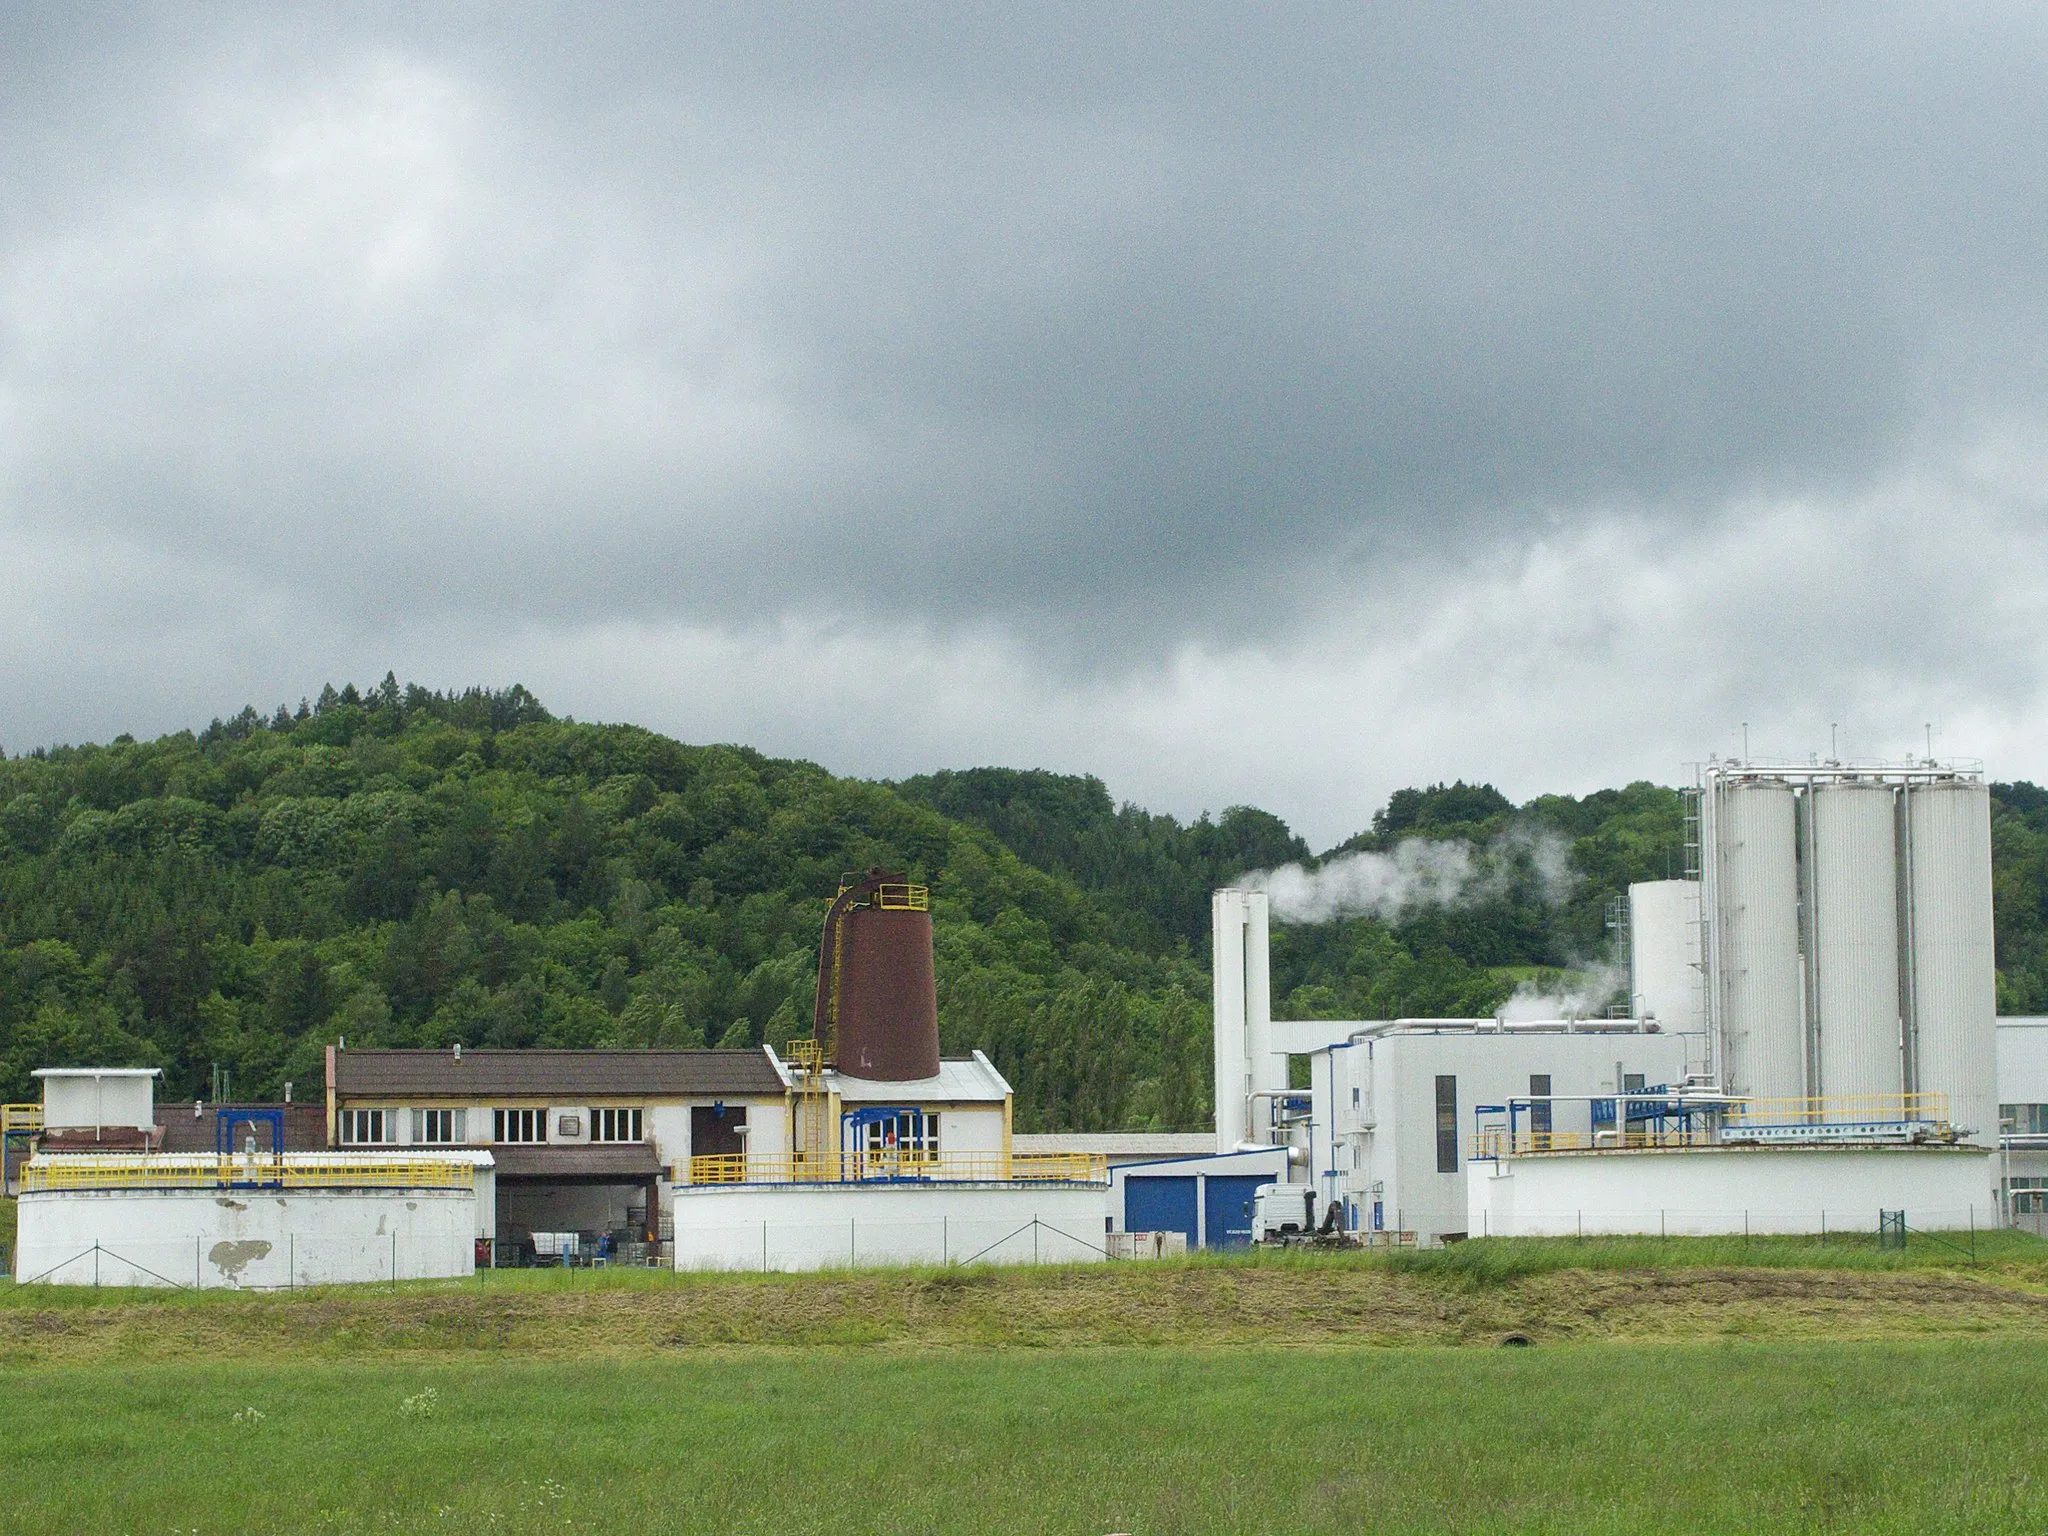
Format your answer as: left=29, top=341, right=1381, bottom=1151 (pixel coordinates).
left=7, top=4, right=2047, bottom=648
left=7, top=5, right=2048, bottom=834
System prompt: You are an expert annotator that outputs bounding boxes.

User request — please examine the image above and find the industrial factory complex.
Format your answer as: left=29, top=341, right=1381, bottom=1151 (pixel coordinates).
left=8, top=759, right=2047, bottom=1286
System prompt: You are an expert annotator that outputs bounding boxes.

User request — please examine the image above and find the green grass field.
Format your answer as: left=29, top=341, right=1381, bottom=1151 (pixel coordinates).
left=1, top=1342, right=2043, bottom=1534
left=5, top=1221, right=2048, bottom=1532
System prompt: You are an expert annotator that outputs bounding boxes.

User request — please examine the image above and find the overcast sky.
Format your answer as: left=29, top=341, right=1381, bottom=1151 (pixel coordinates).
left=5, top=5, right=2048, bottom=846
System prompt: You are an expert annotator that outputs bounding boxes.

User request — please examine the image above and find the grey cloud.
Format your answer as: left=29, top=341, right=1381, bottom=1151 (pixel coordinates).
left=7, top=6, right=2048, bottom=650
left=7, top=6, right=2048, bottom=828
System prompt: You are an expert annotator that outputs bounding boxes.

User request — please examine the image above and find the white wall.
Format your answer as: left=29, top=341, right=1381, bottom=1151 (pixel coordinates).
left=648, top=1104, right=691, bottom=1164
left=1469, top=1146, right=1997, bottom=1237
left=744, top=1100, right=788, bottom=1177
left=41, top=1075, right=155, bottom=1132
left=1997, top=1018, right=2048, bottom=1104
left=15, top=1186, right=480, bottom=1288
left=672, top=1183, right=1109, bottom=1270
left=938, top=1104, right=1005, bottom=1154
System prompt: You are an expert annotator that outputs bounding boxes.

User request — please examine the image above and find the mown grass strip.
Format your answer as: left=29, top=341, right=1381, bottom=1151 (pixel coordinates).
left=1, top=1341, right=2044, bottom=1534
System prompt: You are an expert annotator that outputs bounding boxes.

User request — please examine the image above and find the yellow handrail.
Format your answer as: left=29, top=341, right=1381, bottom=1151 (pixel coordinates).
left=1471, top=1091, right=1959, bottom=1160
left=19, top=1155, right=476, bottom=1192
left=872, top=883, right=929, bottom=911
left=1, top=1104, right=43, bottom=1135
left=685, top=1150, right=1108, bottom=1185
left=1722, top=1093, right=1951, bottom=1126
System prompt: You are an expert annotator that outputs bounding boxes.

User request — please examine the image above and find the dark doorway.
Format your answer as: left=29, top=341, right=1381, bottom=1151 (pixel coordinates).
left=691, top=1104, right=746, bottom=1158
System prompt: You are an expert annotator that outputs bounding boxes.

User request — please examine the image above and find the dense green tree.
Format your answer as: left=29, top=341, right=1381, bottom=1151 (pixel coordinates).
left=6, top=688, right=2042, bottom=1130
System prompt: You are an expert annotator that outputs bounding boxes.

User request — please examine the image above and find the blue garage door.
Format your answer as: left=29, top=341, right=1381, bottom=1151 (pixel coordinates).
left=1123, top=1176, right=1198, bottom=1244
left=1204, top=1175, right=1273, bottom=1250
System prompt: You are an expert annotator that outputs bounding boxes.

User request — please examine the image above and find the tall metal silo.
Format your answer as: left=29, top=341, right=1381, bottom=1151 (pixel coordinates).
left=1708, top=778, right=1805, bottom=1102
left=1807, top=782, right=1904, bottom=1105
left=814, top=868, right=942, bottom=1082
left=1904, top=779, right=1997, bottom=1142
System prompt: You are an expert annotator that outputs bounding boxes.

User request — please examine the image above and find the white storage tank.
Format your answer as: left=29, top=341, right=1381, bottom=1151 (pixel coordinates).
left=1905, top=779, right=1997, bottom=1144
left=1628, top=879, right=1704, bottom=1035
left=1711, top=780, right=1805, bottom=1101
left=1808, top=782, right=1904, bottom=1106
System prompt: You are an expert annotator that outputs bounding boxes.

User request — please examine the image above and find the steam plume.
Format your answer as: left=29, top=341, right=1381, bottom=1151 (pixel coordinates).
left=1497, top=959, right=1627, bottom=1021
left=1240, top=825, right=1576, bottom=924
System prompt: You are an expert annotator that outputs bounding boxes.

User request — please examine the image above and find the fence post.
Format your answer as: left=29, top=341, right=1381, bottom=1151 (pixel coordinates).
left=94, top=1243, right=100, bottom=1289
left=1821, top=1211, right=1827, bottom=1245
left=943, top=1216, right=948, bottom=1265
left=1034, top=1220, right=1040, bottom=1264
left=197, top=1235, right=202, bottom=1291
left=390, top=1232, right=396, bottom=1292
left=1660, top=1209, right=1666, bottom=1240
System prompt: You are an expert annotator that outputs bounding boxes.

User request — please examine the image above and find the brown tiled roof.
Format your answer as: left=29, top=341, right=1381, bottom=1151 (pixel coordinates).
left=157, top=1104, right=329, bottom=1153
left=331, top=1048, right=783, bottom=1099
left=490, top=1145, right=663, bottom=1180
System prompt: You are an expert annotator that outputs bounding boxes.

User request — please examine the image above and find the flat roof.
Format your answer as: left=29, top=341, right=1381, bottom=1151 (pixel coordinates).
left=33, top=1068, right=162, bottom=1079
left=829, top=1052, right=1010, bottom=1103
left=1012, top=1133, right=1215, bottom=1158
left=331, top=1048, right=785, bottom=1099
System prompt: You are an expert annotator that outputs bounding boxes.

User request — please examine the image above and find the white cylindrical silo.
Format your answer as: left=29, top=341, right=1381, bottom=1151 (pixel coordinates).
left=1905, top=780, right=1997, bottom=1144
left=1628, top=879, right=1704, bottom=1036
left=1713, top=779, right=1806, bottom=1102
left=1807, top=782, right=1904, bottom=1107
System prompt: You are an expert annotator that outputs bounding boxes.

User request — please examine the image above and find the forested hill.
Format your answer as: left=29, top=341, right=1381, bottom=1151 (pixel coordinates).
left=5, top=682, right=2048, bottom=1130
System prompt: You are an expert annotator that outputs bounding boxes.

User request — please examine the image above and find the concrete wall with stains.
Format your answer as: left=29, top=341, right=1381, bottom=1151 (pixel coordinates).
left=13, top=1185, right=481, bottom=1288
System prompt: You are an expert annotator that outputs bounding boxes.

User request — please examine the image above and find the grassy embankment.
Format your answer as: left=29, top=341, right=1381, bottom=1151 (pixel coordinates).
left=2, top=1230, right=2046, bottom=1363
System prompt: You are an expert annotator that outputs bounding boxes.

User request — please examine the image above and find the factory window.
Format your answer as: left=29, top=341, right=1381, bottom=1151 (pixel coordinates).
left=1623, top=1073, right=1646, bottom=1094
left=2002, top=1104, right=2048, bottom=1135
left=494, top=1108, right=547, bottom=1143
left=415, top=1108, right=463, bottom=1144
left=340, top=1109, right=390, bottom=1145
left=1529, top=1075, right=1553, bottom=1137
left=1435, top=1075, right=1458, bottom=1174
left=592, top=1108, right=644, bottom=1142
left=862, top=1112, right=938, bottom=1156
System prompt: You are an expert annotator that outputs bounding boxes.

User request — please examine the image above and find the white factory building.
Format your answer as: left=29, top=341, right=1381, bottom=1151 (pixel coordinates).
left=1208, top=759, right=2009, bottom=1244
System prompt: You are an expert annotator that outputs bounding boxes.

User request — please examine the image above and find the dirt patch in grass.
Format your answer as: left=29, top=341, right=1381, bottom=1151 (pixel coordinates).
left=2, top=1261, right=2044, bottom=1365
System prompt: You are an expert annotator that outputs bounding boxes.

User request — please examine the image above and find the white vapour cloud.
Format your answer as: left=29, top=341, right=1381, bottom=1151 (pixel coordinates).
left=1497, top=960, right=1628, bottom=1022
left=1244, top=840, right=1477, bottom=924
left=1242, top=825, right=1577, bottom=924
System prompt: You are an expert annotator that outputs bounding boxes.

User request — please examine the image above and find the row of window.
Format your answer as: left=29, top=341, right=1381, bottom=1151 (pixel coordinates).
left=338, top=1106, right=646, bottom=1146
left=2002, top=1103, right=2048, bottom=1135
left=860, top=1111, right=939, bottom=1153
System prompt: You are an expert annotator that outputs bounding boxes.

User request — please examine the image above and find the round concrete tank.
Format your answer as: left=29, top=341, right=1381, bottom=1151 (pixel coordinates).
left=1905, top=780, right=1997, bottom=1144
left=1808, top=781, right=1904, bottom=1106
left=1713, top=779, right=1805, bottom=1102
